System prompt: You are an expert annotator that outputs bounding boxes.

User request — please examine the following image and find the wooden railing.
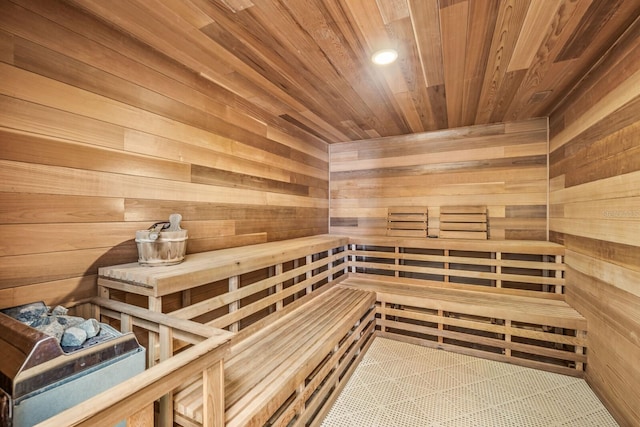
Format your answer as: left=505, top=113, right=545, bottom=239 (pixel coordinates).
left=347, top=236, right=565, bottom=298
left=97, top=236, right=350, bottom=335
left=167, top=245, right=349, bottom=333
left=35, top=333, right=230, bottom=427
left=42, top=297, right=234, bottom=427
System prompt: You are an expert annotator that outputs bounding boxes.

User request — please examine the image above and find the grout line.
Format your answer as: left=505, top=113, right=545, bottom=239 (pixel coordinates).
left=322, top=337, right=618, bottom=427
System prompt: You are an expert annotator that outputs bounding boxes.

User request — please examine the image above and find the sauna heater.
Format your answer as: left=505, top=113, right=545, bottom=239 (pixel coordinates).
left=0, top=307, right=145, bottom=427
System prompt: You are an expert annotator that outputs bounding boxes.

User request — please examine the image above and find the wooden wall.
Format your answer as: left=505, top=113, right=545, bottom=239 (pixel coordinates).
left=549, top=17, right=640, bottom=427
left=0, top=1, right=328, bottom=309
left=330, top=118, right=548, bottom=240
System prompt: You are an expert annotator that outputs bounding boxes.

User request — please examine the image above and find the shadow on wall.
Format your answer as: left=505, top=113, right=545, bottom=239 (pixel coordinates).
left=79, top=240, right=138, bottom=305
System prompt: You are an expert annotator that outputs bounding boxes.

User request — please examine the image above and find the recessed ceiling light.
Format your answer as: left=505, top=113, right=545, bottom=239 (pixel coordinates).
left=371, top=49, right=398, bottom=65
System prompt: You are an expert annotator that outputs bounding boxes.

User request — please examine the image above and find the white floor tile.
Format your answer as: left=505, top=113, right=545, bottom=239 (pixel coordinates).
left=321, top=338, right=618, bottom=427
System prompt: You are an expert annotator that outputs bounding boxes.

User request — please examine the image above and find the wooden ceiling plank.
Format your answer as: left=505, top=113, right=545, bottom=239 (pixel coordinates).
left=281, top=0, right=408, bottom=137
left=70, top=0, right=347, bottom=143
left=337, top=0, right=419, bottom=135
left=534, top=0, right=640, bottom=120
left=5, top=0, right=638, bottom=143
left=462, top=0, right=500, bottom=126
left=504, top=0, right=591, bottom=121
left=555, top=0, right=627, bottom=62
left=474, top=0, right=531, bottom=124
left=407, top=0, right=444, bottom=87
left=164, top=0, right=215, bottom=29
left=10, top=0, right=322, bottom=149
left=508, top=0, right=561, bottom=72
left=386, top=15, right=437, bottom=133
left=440, top=0, right=469, bottom=129
left=199, top=0, right=383, bottom=140
left=393, top=91, right=425, bottom=133
left=220, top=0, right=254, bottom=13
left=488, top=69, right=527, bottom=123
left=376, top=0, right=410, bottom=25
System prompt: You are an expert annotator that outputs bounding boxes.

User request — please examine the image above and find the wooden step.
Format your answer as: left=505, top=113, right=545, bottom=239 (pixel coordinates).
left=342, top=277, right=584, bottom=330
left=341, top=276, right=587, bottom=377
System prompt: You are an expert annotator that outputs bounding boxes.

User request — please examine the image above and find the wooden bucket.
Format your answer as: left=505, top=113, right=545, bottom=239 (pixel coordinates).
left=135, top=229, right=188, bottom=266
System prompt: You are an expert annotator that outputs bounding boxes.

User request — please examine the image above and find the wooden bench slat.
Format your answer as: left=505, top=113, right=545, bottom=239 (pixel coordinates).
left=440, top=206, right=487, bottom=214
left=387, top=221, right=429, bottom=229
left=440, top=214, right=488, bottom=223
left=386, top=229, right=428, bottom=237
left=173, top=286, right=375, bottom=427
left=440, top=222, right=488, bottom=231
left=341, top=277, right=586, bottom=329
left=439, top=230, right=488, bottom=240
left=99, top=235, right=349, bottom=296
left=226, top=290, right=373, bottom=427
left=225, top=291, right=359, bottom=404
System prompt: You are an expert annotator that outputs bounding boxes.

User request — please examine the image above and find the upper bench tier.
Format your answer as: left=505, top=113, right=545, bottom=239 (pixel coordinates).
left=99, top=234, right=565, bottom=298
left=98, top=235, right=349, bottom=297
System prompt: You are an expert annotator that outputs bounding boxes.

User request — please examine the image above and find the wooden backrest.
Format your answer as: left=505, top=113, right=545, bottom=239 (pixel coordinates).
left=387, top=206, right=428, bottom=237
left=439, top=206, right=488, bottom=239
left=347, top=236, right=565, bottom=297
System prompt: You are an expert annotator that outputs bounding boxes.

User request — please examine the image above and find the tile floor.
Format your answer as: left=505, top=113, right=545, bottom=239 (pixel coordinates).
left=322, top=337, right=618, bottom=427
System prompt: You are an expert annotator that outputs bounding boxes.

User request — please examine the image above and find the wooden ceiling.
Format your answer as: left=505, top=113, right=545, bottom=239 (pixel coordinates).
left=69, top=0, right=640, bottom=143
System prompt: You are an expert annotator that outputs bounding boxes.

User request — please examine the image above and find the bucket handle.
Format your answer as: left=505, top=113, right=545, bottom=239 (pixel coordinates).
left=148, top=222, right=170, bottom=241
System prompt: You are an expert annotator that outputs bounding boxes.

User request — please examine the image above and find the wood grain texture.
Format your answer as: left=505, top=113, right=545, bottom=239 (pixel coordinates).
left=34, top=0, right=635, bottom=142
left=0, top=0, right=328, bottom=307
left=330, top=118, right=548, bottom=240
left=548, top=17, right=640, bottom=426
left=0, top=3, right=638, bottom=423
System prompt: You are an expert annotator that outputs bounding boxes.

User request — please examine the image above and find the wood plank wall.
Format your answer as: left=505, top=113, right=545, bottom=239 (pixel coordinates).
left=330, top=118, right=548, bottom=240
left=0, top=0, right=328, bottom=309
left=548, top=17, right=640, bottom=427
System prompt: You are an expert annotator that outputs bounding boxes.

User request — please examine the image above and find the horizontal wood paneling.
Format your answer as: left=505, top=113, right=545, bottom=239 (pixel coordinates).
left=548, top=17, right=640, bottom=426
left=47, top=0, right=639, bottom=142
left=0, top=0, right=328, bottom=308
left=330, top=118, right=548, bottom=240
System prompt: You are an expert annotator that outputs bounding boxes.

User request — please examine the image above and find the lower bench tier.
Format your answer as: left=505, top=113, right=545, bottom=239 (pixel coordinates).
left=174, top=286, right=377, bottom=427
left=342, top=276, right=587, bottom=377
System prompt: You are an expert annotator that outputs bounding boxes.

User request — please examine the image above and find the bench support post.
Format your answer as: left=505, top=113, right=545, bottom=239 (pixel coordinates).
left=203, top=359, right=225, bottom=427
left=306, top=255, right=313, bottom=294
left=555, top=255, right=563, bottom=294
left=276, top=263, right=283, bottom=311
left=148, top=296, right=162, bottom=367
left=159, top=325, right=174, bottom=426
left=229, top=276, right=239, bottom=332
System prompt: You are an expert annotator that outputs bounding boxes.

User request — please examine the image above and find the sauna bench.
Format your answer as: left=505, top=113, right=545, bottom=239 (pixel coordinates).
left=89, top=234, right=589, bottom=425
left=173, top=285, right=376, bottom=427
left=341, top=276, right=588, bottom=377
left=97, top=234, right=349, bottom=303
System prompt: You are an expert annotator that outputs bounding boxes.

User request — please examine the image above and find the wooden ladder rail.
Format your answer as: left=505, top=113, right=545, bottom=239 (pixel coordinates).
left=46, top=297, right=234, bottom=427
left=34, top=333, right=231, bottom=427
